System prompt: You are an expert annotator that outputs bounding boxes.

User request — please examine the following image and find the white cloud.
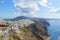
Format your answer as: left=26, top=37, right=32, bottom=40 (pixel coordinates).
left=39, top=0, right=48, bottom=7
left=14, top=0, right=40, bottom=10
left=13, top=0, right=48, bottom=17
left=13, top=0, right=60, bottom=18
left=46, top=0, right=60, bottom=14
left=47, top=6, right=60, bottom=14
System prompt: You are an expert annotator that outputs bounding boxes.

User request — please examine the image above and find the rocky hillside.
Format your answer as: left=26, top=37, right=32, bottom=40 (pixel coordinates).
left=0, top=17, right=50, bottom=40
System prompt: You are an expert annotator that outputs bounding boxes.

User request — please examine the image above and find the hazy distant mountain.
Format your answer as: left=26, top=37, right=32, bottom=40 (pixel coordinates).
left=4, top=16, right=28, bottom=21
left=4, top=19, right=13, bottom=21
left=13, top=16, right=29, bottom=20
left=4, top=16, right=50, bottom=26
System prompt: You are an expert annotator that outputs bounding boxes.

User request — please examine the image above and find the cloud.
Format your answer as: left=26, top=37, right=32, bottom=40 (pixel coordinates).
left=13, top=0, right=48, bottom=17
left=39, top=0, right=48, bottom=7
left=44, top=13, right=60, bottom=19
left=48, top=7, right=60, bottom=14
left=13, top=0, right=60, bottom=18
left=46, top=0, right=60, bottom=14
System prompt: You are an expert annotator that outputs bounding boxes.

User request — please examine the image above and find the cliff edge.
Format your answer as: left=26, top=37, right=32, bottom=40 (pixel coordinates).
left=0, top=17, right=50, bottom=40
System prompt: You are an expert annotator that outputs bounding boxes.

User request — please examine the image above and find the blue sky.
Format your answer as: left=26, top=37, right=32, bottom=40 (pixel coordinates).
left=0, top=0, right=15, bottom=18
left=0, top=0, right=60, bottom=19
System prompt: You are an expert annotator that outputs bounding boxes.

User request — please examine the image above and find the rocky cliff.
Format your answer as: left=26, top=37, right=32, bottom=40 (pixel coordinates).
left=0, top=18, right=50, bottom=40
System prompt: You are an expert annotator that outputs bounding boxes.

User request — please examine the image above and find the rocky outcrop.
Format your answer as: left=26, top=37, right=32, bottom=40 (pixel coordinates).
left=0, top=18, right=50, bottom=40
left=17, top=19, right=50, bottom=40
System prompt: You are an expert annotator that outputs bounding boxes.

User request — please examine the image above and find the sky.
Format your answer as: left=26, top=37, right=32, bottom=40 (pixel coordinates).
left=0, top=0, right=60, bottom=19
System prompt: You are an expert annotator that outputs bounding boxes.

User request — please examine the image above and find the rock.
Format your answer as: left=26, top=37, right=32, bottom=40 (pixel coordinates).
left=0, top=19, right=50, bottom=40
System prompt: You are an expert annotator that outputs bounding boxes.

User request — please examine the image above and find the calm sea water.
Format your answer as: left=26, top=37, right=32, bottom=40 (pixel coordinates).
left=47, top=19, right=60, bottom=40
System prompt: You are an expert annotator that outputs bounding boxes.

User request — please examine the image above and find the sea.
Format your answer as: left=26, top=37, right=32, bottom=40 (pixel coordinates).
left=46, top=19, right=60, bottom=40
